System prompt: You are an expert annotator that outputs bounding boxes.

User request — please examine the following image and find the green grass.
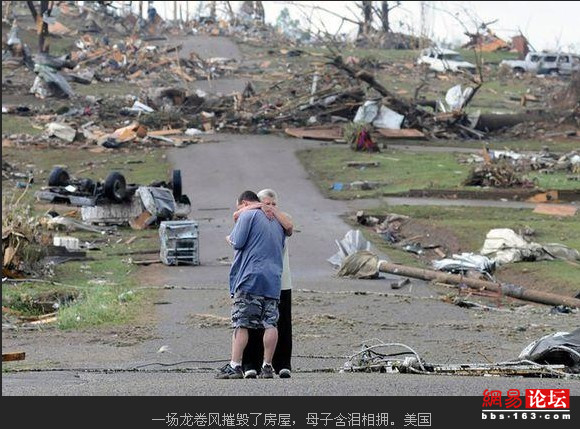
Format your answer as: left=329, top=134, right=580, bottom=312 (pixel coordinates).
left=383, top=138, right=579, bottom=153
left=1, top=116, right=44, bottom=136
left=55, top=258, right=141, bottom=330
left=298, top=147, right=470, bottom=199
left=457, top=49, right=519, bottom=65
left=2, top=258, right=143, bottom=329
left=297, top=146, right=577, bottom=200
left=356, top=204, right=580, bottom=295
left=2, top=146, right=169, bottom=329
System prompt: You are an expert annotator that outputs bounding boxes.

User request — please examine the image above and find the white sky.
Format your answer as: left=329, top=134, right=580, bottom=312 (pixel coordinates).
left=149, top=1, right=580, bottom=52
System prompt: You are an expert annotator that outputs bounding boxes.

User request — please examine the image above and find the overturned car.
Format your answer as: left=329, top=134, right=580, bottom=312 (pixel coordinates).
left=36, top=168, right=191, bottom=226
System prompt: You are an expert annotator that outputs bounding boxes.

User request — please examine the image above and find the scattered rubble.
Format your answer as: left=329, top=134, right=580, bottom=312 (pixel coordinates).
left=341, top=337, right=579, bottom=378
left=464, top=161, right=535, bottom=188
left=481, top=228, right=580, bottom=265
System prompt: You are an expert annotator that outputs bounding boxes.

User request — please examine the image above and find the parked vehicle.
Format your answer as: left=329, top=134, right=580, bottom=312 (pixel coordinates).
left=536, top=53, right=580, bottom=76
left=500, top=52, right=546, bottom=74
left=501, top=52, right=580, bottom=76
left=417, top=47, right=476, bottom=73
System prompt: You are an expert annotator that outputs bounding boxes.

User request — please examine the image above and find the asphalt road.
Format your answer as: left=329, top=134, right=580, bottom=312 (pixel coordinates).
left=3, top=133, right=578, bottom=396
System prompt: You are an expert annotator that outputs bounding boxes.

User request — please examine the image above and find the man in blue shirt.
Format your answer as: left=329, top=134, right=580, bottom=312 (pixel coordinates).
left=216, top=191, right=286, bottom=379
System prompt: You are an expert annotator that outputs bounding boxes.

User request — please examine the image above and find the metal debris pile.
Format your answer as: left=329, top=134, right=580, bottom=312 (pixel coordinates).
left=341, top=335, right=580, bottom=379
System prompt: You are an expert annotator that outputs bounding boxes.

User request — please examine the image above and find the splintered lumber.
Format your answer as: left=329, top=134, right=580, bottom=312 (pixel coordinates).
left=3, top=352, right=26, bottom=362
left=285, top=125, right=343, bottom=141
left=147, top=129, right=183, bottom=136
left=377, top=261, right=580, bottom=308
left=376, top=129, right=426, bottom=140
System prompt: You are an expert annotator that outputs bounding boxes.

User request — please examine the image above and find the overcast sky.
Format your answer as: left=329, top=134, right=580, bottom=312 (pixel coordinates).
left=150, top=1, right=580, bottom=52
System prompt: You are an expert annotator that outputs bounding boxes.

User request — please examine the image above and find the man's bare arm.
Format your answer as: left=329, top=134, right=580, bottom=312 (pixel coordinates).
left=233, top=203, right=264, bottom=222
left=265, top=206, right=293, bottom=236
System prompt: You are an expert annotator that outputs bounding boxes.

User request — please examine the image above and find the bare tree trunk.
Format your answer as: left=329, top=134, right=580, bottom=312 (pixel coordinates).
left=224, top=1, right=235, bottom=24
left=380, top=1, right=390, bottom=33
left=138, top=0, right=143, bottom=19
left=39, top=0, right=50, bottom=53
left=209, top=0, right=216, bottom=20
left=3, top=1, right=12, bottom=21
left=26, top=1, right=37, bottom=20
left=255, top=1, right=265, bottom=25
left=361, top=0, right=373, bottom=36
left=173, top=0, right=177, bottom=22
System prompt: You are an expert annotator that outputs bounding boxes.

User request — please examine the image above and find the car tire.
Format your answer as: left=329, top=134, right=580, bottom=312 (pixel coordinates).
left=104, top=172, right=127, bottom=202
left=549, top=69, right=559, bottom=76
left=171, top=169, right=182, bottom=200
left=48, top=167, right=70, bottom=187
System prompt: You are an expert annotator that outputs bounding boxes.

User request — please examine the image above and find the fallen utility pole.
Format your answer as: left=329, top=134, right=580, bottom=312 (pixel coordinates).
left=378, top=261, right=580, bottom=308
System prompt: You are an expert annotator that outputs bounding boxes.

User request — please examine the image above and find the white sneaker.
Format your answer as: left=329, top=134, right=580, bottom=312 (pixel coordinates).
left=279, top=368, right=291, bottom=378
left=244, top=369, right=257, bottom=379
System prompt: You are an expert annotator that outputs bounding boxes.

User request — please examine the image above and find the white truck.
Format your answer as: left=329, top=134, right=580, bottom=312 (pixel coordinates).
left=417, top=47, right=476, bottom=73
left=536, top=53, right=580, bottom=76
left=500, top=52, right=546, bottom=74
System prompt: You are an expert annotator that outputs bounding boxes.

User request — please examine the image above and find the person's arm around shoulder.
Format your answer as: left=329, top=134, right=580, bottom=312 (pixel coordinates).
left=268, top=206, right=293, bottom=236
left=233, top=202, right=262, bottom=223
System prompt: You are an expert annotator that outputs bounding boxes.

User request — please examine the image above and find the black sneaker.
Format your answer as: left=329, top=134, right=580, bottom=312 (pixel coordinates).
left=279, top=368, right=291, bottom=379
left=216, top=363, right=243, bottom=379
left=258, top=364, right=274, bottom=379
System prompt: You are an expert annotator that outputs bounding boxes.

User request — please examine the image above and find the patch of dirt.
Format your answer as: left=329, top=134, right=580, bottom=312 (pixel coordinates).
left=93, top=324, right=158, bottom=347
left=187, top=313, right=229, bottom=328
left=399, top=218, right=464, bottom=257
left=293, top=313, right=361, bottom=338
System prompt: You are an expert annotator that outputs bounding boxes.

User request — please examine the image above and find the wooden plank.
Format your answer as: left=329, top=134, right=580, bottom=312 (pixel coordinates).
left=284, top=126, right=343, bottom=141
left=376, top=129, right=426, bottom=140
left=533, top=204, right=577, bottom=217
left=20, top=312, right=58, bottom=322
left=128, top=70, right=143, bottom=80
left=129, top=211, right=155, bottom=230
left=29, top=316, right=57, bottom=325
left=170, top=66, right=194, bottom=82
left=148, top=129, right=183, bottom=136
left=346, top=161, right=381, bottom=168
left=3, top=352, right=26, bottom=362
left=131, top=259, right=161, bottom=266
left=125, top=236, right=138, bottom=245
